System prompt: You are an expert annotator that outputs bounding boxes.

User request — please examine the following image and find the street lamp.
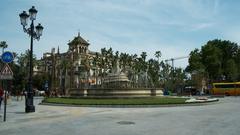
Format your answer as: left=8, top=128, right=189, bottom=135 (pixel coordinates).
left=19, top=6, right=44, bottom=113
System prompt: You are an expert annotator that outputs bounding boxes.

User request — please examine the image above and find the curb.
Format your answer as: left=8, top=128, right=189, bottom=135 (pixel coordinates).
left=39, top=99, right=219, bottom=108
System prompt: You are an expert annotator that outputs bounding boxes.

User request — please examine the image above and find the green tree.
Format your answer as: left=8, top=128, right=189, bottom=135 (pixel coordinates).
left=11, top=51, right=38, bottom=95
left=225, top=59, right=237, bottom=81
left=186, top=49, right=204, bottom=73
left=201, top=42, right=222, bottom=80
left=32, top=73, right=48, bottom=90
left=188, top=39, right=240, bottom=82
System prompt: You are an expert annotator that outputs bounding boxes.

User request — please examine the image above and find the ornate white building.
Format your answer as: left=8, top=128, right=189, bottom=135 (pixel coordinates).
left=38, top=33, right=98, bottom=95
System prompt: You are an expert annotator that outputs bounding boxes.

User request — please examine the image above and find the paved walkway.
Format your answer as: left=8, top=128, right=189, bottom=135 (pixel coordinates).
left=0, top=96, right=83, bottom=122
left=1, top=96, right=240, bottom=135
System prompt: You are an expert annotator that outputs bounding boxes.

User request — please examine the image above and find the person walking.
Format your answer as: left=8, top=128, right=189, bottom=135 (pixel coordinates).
left=0, top=88, right=3, bottom=110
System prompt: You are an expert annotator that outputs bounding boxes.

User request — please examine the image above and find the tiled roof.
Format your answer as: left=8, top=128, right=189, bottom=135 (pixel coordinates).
left=68, top=34, right=89, bottom=46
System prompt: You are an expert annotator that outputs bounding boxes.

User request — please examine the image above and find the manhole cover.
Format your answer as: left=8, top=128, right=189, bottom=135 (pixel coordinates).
left=117, top=121, right=135, bottom=125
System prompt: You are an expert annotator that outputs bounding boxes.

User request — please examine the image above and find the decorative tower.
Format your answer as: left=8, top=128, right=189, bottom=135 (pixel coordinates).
left=67, top=33, right=90, bottom=89
left=68, top=32, right=89, bottom=55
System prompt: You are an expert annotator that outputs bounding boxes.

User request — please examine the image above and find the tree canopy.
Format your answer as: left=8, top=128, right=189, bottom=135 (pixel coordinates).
left=187, top=39, right=240, bottom=82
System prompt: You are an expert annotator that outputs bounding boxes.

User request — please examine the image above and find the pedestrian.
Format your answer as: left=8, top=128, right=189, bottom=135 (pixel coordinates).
left=0, top=88, right=3, bottom=110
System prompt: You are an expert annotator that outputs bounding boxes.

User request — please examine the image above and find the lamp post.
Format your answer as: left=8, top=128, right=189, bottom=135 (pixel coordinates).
left=19, top=6, right=43, bottom=113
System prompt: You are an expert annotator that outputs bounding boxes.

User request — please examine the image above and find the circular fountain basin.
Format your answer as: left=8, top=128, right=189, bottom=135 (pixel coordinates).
left=69, top=88, right=163, bottom=97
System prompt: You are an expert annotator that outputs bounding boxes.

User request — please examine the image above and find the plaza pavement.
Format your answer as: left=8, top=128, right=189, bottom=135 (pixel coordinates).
left=0, top=96, right=240, bottom=135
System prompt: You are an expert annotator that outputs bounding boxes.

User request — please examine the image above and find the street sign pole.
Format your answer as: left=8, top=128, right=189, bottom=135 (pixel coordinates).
left=1, top=51, right=14, bottom=122
left=3, top=81, right=6, bottom=122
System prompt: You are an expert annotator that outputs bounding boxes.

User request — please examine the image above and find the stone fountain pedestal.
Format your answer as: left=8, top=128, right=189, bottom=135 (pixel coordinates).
left=69, top=88, right=163, bottom=97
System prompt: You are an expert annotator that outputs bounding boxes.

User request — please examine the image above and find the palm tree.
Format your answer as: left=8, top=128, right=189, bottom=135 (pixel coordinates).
left=160, top=62, right=172, bottom=89
left=60, top=59, right=70, bottom=95
left=0, top=41, right=8, bottom=54
left=148, top=58, right=160, bottom=87
left=100, top=48, right=107, bottom=87
left=131, top=54, right=138, bottom=87
left=92, top=53, right=99, bottom=85
left=140, top=52, right=147, bottom=62
left=155, top=51, right=162, bottom=85
left=138, top=52, right=149, bottom=87
left=16, top=51, right=30, bottom=93
left=107, top=47, right=114, bottom=71
left=132, top=56, right=143, bottom=88
left=17, top=50, right=37, bottom=73
left=120, top=53, right=129, bottom=72
left=140, top=52, right=148, bottom=73
left=81, top=55, right=91, bottom=89
left=112, top=51, right=119, bottom=69
left=155, top=51, right=162, bottom=63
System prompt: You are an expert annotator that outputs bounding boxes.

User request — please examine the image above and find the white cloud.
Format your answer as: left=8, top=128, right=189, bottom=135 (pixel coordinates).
left=190, top=22, right=215, bottom=31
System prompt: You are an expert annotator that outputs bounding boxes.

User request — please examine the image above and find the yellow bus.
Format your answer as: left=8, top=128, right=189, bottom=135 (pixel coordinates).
left=212, top=82, right=240, bottom=96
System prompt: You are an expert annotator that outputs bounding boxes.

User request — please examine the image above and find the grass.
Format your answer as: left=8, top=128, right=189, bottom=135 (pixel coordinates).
left=43, top=97, right=189, bottom=105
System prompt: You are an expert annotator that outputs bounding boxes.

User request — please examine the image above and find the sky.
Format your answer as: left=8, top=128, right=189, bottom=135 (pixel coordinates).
left=0, top=0, right=240, bottom=68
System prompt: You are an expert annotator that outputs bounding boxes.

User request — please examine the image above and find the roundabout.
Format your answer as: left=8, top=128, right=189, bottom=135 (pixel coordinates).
left=1, top=97, right=239, bottom=135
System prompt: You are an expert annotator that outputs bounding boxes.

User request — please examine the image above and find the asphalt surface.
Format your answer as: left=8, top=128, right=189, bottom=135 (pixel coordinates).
left=0, top=96, right=240, bottom=135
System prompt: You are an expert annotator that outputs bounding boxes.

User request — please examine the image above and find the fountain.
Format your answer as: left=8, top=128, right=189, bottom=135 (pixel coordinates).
left=70, top=60, right=163, bottom=97
left=102, top=60, right=130, bottom=88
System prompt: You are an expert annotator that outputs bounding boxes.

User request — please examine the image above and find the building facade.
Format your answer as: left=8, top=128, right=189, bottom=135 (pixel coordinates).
left=38, top=33, right=98, bottom=95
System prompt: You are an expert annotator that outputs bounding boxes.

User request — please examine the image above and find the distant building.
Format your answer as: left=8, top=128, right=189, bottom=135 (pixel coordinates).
left=37, top=33, right=99, bottom=95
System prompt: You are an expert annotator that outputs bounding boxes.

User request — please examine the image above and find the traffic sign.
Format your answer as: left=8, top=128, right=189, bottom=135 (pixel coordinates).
left=1, top=51, right=14, bottom=63
left=0, top=64, right=13, bottom=80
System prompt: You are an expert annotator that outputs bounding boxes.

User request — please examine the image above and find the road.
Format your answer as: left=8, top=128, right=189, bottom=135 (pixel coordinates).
left=0, top=97, right=240, bottom=135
